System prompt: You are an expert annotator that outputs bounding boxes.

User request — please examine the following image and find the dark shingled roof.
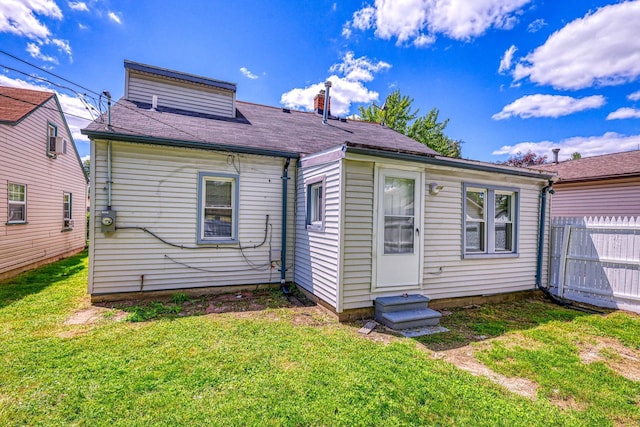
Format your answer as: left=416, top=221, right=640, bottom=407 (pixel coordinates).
left=0, top=86, right=54, bottom=124
left=532, top=150, right=640, bottom=182
left=83, top=99, right=440, bottom=157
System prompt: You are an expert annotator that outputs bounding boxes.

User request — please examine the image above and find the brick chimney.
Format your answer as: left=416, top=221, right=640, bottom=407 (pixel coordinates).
left=313, top=89, right=331, bottom=116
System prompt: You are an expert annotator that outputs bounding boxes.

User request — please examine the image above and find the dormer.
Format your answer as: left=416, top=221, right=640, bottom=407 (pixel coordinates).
left=124, top=60, right=237, bottom=118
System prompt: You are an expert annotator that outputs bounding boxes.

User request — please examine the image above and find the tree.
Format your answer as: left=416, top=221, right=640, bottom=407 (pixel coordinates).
left=407, top=109, right=462, bottom=158
left=358, top=89, right=463, bottom=158
left=571, top=152, right=582, bottom=160
left=358, top=90, right=417, bottom=135
left=83, top=158, right=90, bottom=177
left=498, top=151, right=548, bottom=167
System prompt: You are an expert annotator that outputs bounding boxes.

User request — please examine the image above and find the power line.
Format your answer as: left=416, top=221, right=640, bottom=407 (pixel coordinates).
left=0, top=49, right=101, bottom=97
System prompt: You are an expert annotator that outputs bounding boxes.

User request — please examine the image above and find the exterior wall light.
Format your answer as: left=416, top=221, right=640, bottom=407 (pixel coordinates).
left=429, top=183, right=444, bottom=195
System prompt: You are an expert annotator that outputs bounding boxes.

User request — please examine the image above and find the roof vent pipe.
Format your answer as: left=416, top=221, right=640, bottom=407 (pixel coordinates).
left=152, top=95, right=158, bottom=111
left=322, top=80, right=331, bottom=125
left=552, top=148, right=560, bottom=164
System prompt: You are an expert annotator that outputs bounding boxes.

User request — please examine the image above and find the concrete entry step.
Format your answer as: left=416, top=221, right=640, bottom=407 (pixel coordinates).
left=376, top=307, right=442, bottom=330
left=374, top=294, right=431, bottom=313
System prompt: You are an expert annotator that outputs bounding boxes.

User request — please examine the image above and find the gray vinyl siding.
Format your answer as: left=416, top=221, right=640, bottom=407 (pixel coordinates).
left=126, top=72, right=235, bottom=118
left=550, top=179, right=640, bottom=217
left=341, top=158, right=548, bottom=310
left=294, top=160, right=342, bottom=309
left=89, top=140, right=294, bottom=295
left=422, top=168, right=545, bottom=299
left=0, top=97, right=87, bottom=277
left=341, top=160, right=375, bottom=309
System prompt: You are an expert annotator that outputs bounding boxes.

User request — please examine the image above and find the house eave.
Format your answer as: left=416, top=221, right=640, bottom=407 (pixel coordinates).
left=81, top=129, right=300, bottom=159
left=344, top=146, right=556, bottom=180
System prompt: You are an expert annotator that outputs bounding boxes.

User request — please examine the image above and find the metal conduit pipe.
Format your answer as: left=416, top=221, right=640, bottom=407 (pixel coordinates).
left=280, top=157, right=291, bottom=295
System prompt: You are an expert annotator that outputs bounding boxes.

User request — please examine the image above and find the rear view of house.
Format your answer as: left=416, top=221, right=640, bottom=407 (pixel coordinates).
left=84, top=61, right=556, bottom=320
left=0, top=86, right=88, bottom=280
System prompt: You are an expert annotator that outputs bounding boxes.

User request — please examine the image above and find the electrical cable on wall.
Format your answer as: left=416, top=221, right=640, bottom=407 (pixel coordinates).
left=115, top=215, right=270, bottom=251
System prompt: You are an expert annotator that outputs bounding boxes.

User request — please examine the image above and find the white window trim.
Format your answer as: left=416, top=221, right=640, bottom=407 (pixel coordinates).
left=463, top=183, right=519, bottom=259
left=62, top=192, right=73, bottom=230
left=305, top=176, right=325, bottom=232
left=7, top=182, right=27, bottom=224
left=197, top=172, right=239, bottom=244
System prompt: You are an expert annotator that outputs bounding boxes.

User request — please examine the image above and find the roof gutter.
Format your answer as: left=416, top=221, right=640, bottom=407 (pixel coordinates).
left=344, top=146, right=555, bottom=180
left=81, top=129, right=301, bottom=160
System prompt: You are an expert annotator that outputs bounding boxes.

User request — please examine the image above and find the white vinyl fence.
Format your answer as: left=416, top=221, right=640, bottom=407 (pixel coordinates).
left=549, top=217, right=640, bottom=313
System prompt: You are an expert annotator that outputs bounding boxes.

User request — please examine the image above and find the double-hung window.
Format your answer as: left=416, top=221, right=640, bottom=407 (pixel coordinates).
left=197, top=172, right=238, bottom=244
left=464, top=184, right=518, bottom=257
left=63, top=192, right=73, bottom=229
left=48, top=123, right=57, bottom=153
left=305, top=177, right=325, bottom=231
left=8, top=183, right=26, bottom=223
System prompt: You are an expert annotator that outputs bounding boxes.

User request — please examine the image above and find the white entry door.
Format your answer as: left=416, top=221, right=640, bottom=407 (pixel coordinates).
left=374, top=168, right=423, bottom=291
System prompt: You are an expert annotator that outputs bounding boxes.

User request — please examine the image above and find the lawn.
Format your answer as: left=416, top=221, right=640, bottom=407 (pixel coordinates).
left=1, top=252, right=639, bottom=426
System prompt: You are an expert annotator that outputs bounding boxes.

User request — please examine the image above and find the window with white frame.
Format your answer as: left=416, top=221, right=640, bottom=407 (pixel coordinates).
left=306, top=177, right=325, bottom=231
left=198, top=173, right=238, bottom=243
left=464, top=184, right=518, bottom=256
left=48, top=122, right=57, bottom=153
left=8, top=183, right=26, bottom=223
left=63, top=192, right=72, bottom=228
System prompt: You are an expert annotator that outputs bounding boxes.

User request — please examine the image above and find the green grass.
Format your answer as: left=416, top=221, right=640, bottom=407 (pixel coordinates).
left=1, top=252, right=639, bottom=426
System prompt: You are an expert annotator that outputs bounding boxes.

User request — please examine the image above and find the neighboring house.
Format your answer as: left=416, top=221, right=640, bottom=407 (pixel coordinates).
left=534, top=150, right=640, bottom=217
left=83, top=61, right=555, bottom=318
left=0, top=86, right=88, bottom=280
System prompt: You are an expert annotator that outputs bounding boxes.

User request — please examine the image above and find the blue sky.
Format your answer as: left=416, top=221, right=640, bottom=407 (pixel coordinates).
left=2, top=0, right=640, bottom=163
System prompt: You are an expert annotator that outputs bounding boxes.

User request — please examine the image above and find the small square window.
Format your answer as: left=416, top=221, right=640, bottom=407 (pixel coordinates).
left=306, top=179, right=325, bottom=231
left=8, top=183, right=26, bottom=223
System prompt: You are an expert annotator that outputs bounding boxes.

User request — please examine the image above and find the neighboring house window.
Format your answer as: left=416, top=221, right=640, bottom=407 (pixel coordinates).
left=48, top=123, right=57, bottom=153
left=63, top=192, right=73, bottom=229
left=197, top=172, right=238, bottom=244
left=8, top=183, right=26, bottom=223
left=464, top=184, right=518, bottom=257
left=305, top=177, right=325, bottom=231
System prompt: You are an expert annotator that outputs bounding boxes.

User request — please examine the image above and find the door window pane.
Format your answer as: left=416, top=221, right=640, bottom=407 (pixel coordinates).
left=383, top=177, right=414, bottom=254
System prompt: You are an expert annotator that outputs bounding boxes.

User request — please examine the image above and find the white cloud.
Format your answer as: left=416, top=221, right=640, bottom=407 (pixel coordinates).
left=628, top=90, right=640, bottom=102
left=352, top=6, right=375, bottom=30
left=606, top=108, right=640, bottom=120
left=281, top=76, right=381, bottom=117
left=68, top=1, right=89, bottom=12
left=413, top=33, right=436, bottom=48
left=498, top=45, right=517, bottom=74
left=493, top=94, right=605, bottom=120
left=78, top=23, right=88, bottom=30
left=240, top=67, right=258, bottom=80
left=513, top=2, right=640, bottom=90
left=527, top=18, right=546, bottom=33
left=493, top=132, right=640, bottom=160
left=0, top=74, right=93, bottom=145
left=26, top=42, right=58, bottom=63
left=0, top=0, right=62, bottom=40
left=346, top=0, right=531, bottom=46
left=281, top=52, right=390, bottom=116
left=328, top=51, right=390, bottom=82
left=51, top=38, right=72, bottom=56
left=108, top=11, right=122, bottom=24
left=341, top=24, right=352, bottom=39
